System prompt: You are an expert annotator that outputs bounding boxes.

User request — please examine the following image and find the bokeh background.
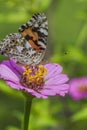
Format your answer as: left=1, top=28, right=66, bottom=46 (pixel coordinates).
left=0, top=0, right=87, bottom=130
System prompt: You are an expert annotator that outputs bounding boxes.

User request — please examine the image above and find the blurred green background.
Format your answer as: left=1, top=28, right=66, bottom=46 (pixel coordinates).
left=0, top=0, right=87, bottom=130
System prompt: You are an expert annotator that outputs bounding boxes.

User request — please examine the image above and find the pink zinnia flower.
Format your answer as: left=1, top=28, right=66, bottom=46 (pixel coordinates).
left=69, top=77, right=87, bottom=100
left=0, top=60, right=69, bottom=98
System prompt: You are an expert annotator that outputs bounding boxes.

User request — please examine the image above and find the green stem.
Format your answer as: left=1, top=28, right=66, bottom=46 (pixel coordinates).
left=22, top=98, right=32, bottom=130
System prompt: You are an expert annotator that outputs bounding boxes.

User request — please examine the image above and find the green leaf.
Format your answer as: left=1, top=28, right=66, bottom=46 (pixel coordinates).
left=72, top=107, right=87, bottom=121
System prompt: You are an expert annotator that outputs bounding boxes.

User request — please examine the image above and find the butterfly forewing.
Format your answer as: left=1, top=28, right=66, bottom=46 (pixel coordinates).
left=19, top=13, right=48, bottom=53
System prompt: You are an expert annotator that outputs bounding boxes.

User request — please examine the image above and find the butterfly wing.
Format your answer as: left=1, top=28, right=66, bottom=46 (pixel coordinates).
left=19, top=13, right=48, bottom=53
left=18, top=13, right=48, bottom=65
left=0, top=13, right=48, bottom=65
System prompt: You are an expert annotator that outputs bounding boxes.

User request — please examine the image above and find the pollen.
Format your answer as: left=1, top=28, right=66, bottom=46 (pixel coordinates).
left=20, top=65, right=47, bottom=91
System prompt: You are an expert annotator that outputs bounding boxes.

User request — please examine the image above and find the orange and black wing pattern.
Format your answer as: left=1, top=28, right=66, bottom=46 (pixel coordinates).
left=18, top=13, right=48, bottom=53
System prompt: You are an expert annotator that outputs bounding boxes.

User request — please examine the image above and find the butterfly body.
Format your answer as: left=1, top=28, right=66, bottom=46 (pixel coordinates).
left=0, top=13, right=48, bottom=65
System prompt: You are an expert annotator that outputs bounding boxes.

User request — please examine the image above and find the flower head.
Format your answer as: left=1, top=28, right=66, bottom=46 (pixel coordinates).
left=20, top=65, right=47, bottom=91
left=0, top=60, right=69, bottom=98
left=69, top=77, right=87, bottom=100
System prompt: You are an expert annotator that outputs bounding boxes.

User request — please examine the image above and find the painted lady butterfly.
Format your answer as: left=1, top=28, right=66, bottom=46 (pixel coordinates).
left=0, top=13, right=48, bottom=65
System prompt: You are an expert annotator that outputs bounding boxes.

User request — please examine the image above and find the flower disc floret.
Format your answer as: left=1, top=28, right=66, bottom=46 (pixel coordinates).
left=20, top=65, right=47, bottom=91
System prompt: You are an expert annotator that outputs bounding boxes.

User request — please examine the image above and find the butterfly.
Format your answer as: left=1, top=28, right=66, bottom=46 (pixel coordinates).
left=0, top=13, right=48, bottom=65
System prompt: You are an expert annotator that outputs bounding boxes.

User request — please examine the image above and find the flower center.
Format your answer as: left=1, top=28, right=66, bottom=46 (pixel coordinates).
left=20, top=65, right=47, bottom=91
left=78, top=85, right=87, bottom=92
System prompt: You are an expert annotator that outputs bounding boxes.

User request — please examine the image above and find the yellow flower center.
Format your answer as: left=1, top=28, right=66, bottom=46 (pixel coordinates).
left=20, top=65, right=47, bottom=91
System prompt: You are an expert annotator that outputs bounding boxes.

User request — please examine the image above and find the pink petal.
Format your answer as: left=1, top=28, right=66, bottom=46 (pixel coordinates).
left=2, top=60, right=24, bottom=76
left=45, top=63, right=63, bottom=78
left=40, top=89, right=57, bottom=96
left=6, top=81, right=48, bottom=99
left=6, top=81, right=22, bottom=90
left=45, top=84, right=69, bottom=90
left=26, top=89, right=48, bottom=98
left=9, top=60, right=24, bottom=74
left=0, top=64, right=19, bottom=83
left=41, top=84, right=69, bottom=96
left=45, top=74, right=69, bottom=85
